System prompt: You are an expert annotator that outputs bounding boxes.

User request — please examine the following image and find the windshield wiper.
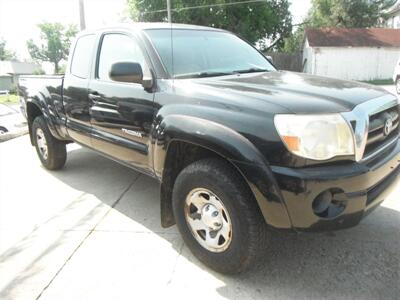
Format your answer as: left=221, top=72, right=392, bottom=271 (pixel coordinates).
left=232, top=67, right=270, bottom=74
left=174, top=68, right=269, bottom=79
left=174, top=71, right=234, bottom=79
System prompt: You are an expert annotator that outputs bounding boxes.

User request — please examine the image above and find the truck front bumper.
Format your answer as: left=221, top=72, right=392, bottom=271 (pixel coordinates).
left=271, top=140, right=400, bottom=231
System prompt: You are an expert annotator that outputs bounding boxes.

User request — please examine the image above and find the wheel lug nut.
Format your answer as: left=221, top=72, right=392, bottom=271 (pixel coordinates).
left=212, top=211, right=219, bottom=217
left=214, top=222, right=221, bottom=227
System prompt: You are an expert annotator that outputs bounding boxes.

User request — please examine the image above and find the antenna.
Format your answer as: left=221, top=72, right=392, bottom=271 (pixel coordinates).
left=169, top=0, right=174, bottom=85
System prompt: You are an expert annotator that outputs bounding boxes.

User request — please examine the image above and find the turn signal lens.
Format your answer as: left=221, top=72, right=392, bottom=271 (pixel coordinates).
left=282, top=136, right=300, bottom=151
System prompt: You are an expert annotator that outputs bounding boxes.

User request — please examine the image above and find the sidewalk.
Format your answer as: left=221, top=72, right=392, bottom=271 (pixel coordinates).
left=0, top=102, right=28, bottom=142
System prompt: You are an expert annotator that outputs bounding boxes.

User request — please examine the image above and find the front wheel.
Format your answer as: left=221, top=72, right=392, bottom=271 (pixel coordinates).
left=172, top=158, right=267, bottom=274
left=32, top=116, right=67, bottom=170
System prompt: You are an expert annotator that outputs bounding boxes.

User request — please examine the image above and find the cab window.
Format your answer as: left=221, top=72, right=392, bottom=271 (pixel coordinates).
left=70, top=34, right=95, bottom=78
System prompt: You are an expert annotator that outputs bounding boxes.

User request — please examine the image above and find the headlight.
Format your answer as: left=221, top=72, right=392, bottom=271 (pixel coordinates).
left=274, top=114, right=354, bottom=160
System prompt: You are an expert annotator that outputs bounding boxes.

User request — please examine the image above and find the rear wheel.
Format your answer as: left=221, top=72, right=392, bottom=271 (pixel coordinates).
left=32, top=116, right=67, bottom=170
left=172, top=158, right=267, bottom=274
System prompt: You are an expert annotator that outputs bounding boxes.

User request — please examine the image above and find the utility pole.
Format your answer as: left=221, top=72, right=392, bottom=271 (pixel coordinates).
left=167, top=0, right=172, bottom=23
left=79, top=0, right=86, bottom=30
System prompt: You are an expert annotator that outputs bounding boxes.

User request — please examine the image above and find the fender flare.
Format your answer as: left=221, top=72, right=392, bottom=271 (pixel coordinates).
left=152, top=114, right=293, bottom=229
left=26, top=96, right=63, bottom=144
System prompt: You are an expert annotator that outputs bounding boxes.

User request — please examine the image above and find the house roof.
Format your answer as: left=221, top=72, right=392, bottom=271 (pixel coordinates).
left=305, top=28, right=400, bottom=48
left=0, top=61, right=40, bottom=75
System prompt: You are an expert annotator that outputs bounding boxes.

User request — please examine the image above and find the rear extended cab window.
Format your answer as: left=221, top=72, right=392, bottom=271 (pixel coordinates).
left=70, top=34, right=96, bottom=79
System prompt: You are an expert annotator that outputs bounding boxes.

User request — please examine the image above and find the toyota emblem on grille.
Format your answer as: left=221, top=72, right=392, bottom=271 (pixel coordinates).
left=384, top=118, right=393, bottom=136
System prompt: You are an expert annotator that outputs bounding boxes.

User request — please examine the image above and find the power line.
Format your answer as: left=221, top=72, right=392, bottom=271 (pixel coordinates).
left=141, top=0, right=268, bottom=16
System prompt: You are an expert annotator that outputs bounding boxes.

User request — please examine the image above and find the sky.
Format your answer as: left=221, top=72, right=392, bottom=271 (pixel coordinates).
left=0, top=0, right=311, bottom=60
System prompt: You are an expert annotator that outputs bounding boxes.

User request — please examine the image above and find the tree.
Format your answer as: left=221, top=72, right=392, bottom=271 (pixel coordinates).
left=127, top=0, right=292, bottom=51
left=27, top=23, right=78, bottom=74
left=0, top=38, right=16, bottom=61
left=282, top=27, right=305, bottom=52
left=307, top=0, right=397, bottom=28
left=283, top=0, right=397, bottom=52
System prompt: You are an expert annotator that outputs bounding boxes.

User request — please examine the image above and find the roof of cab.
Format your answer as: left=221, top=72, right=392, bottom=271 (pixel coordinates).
left=79, top=22, right=225, bottom=36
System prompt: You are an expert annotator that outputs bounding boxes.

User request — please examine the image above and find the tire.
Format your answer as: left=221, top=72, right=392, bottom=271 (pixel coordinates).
left=32, top=116, right=67, bottom=170
left=172, top=158, right=267, bottom=274
left=396, top=77, right=400, bottom=95
left=0, top=126, right=8, bottom=134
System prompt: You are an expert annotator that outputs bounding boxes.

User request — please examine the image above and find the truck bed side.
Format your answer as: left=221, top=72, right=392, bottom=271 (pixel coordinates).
left=18, top=75, right=70, bottom=143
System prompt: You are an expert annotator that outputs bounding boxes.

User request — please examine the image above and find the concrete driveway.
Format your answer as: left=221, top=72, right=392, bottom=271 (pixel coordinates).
left=0, top=136, right=399, bottom=300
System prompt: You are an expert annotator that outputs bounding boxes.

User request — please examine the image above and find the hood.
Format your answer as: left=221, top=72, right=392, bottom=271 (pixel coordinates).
left=185, top=71, right=391, bottom=114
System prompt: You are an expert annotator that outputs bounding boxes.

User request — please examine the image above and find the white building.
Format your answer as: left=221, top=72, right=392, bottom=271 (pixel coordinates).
left=385, top=2, right=400, bottom=29
left=303, top=28, right=400, bottom=81
left=0, top=61, right=40, bottom=91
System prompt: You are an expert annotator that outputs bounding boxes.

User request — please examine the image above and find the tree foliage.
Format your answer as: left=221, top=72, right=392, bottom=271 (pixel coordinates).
left=283, top=0, right=397, bottom=53
left=127, top=0, right=292, bottom=50
left=27, top=23, right=78, bottom=74
left=307, top=0, right=396, bottom=28
left=33, top=68, right=46, bottom=75
left=0, top=38, right=16, bottom=61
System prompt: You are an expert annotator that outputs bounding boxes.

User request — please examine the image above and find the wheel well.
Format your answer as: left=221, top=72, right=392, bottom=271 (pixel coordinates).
left=160, top=140, right=250, bottom=228
left=26, top=102, right=42, bottom=145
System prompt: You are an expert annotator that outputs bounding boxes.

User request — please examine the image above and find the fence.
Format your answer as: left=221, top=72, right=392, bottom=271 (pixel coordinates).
left=265, top=52, right=303, bottom=72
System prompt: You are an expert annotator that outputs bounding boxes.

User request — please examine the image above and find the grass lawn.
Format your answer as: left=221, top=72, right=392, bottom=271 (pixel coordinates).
left=361, top=79, right=394, bottom=85
left=0, top=94, right=19, bottom=104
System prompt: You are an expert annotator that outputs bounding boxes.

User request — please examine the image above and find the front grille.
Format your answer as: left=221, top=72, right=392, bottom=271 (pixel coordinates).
left=364, top=105, right=399, bottom=158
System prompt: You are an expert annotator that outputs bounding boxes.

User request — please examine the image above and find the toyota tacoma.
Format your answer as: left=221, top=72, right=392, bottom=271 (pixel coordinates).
left=18, top=23, right=400, bottom=274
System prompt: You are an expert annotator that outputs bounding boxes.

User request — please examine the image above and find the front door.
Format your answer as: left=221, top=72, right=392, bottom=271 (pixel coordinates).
left=88, top=33, right=155, bottom=173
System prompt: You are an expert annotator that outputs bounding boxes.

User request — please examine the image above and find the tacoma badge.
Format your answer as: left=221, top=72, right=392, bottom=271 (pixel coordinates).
left=122, top=128, right=143, bottom=138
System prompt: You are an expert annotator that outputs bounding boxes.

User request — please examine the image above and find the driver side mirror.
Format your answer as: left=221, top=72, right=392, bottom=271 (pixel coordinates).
left=109, top=62, right=154, bottom=92
left=109, top=62, right=143, bottom=84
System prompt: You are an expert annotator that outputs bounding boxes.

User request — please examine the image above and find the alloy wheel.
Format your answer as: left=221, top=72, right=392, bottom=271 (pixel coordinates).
left=184, top=188, right=232, bottom=252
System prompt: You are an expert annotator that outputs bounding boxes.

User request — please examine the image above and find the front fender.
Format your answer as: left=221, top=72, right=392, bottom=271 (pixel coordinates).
left=152, top=114, right=292, bottom=229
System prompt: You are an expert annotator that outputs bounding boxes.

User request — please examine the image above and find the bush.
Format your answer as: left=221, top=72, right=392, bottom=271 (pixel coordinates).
left=33, top=68, right=46, bottom=75
left=8, top=84, right=17, bottom=95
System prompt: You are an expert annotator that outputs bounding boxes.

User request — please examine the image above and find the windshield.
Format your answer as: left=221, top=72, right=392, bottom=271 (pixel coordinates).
left=145, top=29, right=275, bottom=79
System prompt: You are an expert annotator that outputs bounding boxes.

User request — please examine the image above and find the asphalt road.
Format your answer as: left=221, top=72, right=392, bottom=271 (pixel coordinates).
left=0, top=136, right=399, bottom=300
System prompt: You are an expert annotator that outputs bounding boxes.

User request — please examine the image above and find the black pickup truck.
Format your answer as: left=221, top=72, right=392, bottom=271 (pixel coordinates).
left=18, top=23, right=399, bottom=274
